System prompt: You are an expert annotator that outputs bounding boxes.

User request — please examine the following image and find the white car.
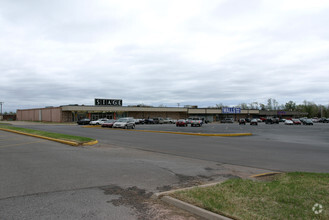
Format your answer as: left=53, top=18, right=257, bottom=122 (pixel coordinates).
left=163, top=118, right=175, bottom=124
left=284, top=120, right=294, bottom=125
left=90, top=118, right=108, bottom=125
left=113, top=118, right=135, bottom=129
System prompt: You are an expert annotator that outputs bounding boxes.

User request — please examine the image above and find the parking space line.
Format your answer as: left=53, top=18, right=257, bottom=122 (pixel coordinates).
left=0, top=140, right=48, bottom=149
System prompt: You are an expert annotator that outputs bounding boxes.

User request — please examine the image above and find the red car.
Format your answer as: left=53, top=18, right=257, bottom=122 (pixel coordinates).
left=176, top=119, right=188, bottom=127
left=292, top=119, right=302, bottom=125
left=101, top=119, right=116, bottom=128
left=259, top=117, right=266, bottom=122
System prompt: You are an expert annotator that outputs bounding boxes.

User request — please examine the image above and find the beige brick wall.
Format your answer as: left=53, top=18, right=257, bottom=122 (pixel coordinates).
left=17, top=107, right=62, bottom=122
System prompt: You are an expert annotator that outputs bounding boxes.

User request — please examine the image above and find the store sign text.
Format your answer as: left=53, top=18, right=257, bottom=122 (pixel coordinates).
left=222, top=107, right=241, bottom=114
left=95, top=99, right=122, bottom=106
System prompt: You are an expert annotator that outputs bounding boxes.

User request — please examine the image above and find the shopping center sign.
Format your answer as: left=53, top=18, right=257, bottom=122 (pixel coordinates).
left=222, top=107, right=241, bottom=114
left=95, top=99, right=123, bottom=106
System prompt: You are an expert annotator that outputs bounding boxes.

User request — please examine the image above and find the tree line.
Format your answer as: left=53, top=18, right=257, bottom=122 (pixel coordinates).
left=215, top=99, right=329, bottom=118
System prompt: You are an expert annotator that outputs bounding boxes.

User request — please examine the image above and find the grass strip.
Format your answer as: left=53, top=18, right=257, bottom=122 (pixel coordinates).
left=0, top=125, right=94, bottom=144
left=172, top=172, right=329, bottom=220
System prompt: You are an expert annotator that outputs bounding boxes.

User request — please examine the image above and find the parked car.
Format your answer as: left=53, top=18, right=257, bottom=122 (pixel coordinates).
left=134, top=119, right=144, bottom=124
left=163, top=118, right=175, bottom=124
left=153, top=117, right=164, bottom=124
left=176, top=119, right=188, bottom=127
left=245, top=118, right=251, bottom=123
left=77, top=118, right=91, bottom=125
left=250, top=119, right=258, bottom=125
left=318, top=118, right=329, bottom=123
left=265, top=117, right=279, bottom=124
left=312, top=118, right=319, bottom=123
left=113, top=118, right=135, bottom=129
left=292, top=119, right=302, bottom=125
left=238, top=118, right=246, bottom=125
left=101, top=119, right=116, bottom=128
left=190, top=118, right=203, bottom=127
left=284, top=120, right=294, bottom=125
left=90, top=118, right=108, bottom=125
left=279, top=118, right=286, bottom=122
left=259, top=117, right=266, bottom=122
left=185, top=118, right=193, bottom=124
left=221, top=118, right=234, bottom=123
left=144, top=118, right=155, bottom=124
left=303, top=119, right=314, bottom=125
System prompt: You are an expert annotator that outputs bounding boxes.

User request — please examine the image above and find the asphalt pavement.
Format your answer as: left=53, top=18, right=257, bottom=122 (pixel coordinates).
left=0, top=129, right=270, bottom=219
left=12, top=122, right=329, bottom=172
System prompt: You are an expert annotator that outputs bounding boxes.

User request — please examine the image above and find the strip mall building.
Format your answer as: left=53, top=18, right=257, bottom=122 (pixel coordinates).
left=16, top=99, right=307, bottom=123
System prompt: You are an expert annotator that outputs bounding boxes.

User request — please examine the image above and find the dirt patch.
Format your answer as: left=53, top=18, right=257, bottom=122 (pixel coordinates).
left=101, top=185, right=203, bottom=220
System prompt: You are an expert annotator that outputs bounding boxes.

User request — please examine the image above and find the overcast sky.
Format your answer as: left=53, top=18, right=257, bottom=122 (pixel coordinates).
left=1, top=0, right=329, bottom=112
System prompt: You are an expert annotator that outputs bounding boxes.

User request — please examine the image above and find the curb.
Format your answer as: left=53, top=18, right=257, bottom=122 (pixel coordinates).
left=82, top=126, right=252, bottom=137
left=152, top=182, right=224, bottom=199
left=250, top=172, right=282, bottom=178
left=153, top=181, right=233, bottom=220
left=82, top=140, right=99, bottom=146
left=0, top=128, right=98, bottom=146
left=162, top=196, right=232, bottom=220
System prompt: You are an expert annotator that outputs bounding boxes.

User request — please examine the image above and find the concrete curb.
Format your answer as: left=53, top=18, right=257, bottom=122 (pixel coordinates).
left=250, top=172, right=282, bottom=178
left=0, top=128, right=98, bottom=146
left=82, top=125, right=252, bottom=137
left=162, top=196, right=232, bottom=220
left=153, top=181, right=233, bottom=220
left=152, top=182, right=224, bottom=199
left=82, top=140, right=99, bottom=146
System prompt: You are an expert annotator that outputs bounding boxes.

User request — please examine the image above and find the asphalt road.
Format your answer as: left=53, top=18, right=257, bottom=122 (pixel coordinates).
left=14, top=122, right=329, bottom=172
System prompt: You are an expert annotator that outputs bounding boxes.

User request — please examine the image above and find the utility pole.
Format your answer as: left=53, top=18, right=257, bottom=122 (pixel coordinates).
left=0, top=102, right=3, bottom=120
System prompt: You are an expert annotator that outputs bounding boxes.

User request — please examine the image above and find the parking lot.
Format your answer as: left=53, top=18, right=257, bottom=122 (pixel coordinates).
left=0, top=128, right=271, bottom=220
left=11, top=121, right=329, bottom=173
left=1, top=121, right=329, bottom=219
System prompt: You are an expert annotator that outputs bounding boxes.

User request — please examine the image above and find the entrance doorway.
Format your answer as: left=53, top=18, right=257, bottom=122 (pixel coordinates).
left=91, top=113, right=114, bottom=121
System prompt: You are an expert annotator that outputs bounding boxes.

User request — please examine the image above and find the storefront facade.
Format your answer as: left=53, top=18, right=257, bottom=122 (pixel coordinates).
left=16, top=101, right=307, bottom=123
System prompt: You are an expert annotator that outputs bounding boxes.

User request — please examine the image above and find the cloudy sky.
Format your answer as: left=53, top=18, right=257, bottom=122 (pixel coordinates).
left=1, top=0, right=329, bottom=112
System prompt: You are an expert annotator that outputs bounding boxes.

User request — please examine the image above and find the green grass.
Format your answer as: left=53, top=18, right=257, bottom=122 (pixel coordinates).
left=0, top=125, right=94, bottom=144
left=172, top=172, right=329, bottom=220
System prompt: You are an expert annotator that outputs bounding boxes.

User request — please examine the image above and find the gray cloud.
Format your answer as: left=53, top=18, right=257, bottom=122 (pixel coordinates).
left=1, top=0, right=329, bottom=112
